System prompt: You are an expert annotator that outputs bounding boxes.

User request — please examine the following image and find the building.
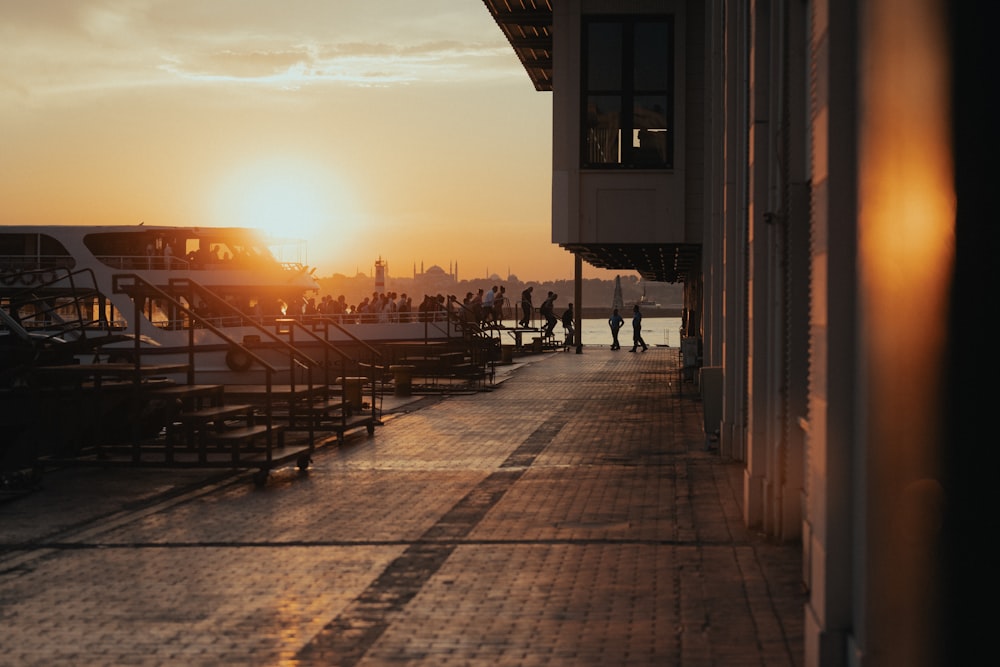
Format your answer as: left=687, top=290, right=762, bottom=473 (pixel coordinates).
left=483, top=1, right=988, bottom=665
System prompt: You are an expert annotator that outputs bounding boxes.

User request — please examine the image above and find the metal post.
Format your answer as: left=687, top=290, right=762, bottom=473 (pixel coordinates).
left=574, top=254, right=583, bottom=354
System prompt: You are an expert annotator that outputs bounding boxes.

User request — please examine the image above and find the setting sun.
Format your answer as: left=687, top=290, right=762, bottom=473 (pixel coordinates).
left=207, top=157, right=366, bottom=270
left=211, top=158, right=348, bottom=240
left=0, top=1, right=569, bottom=280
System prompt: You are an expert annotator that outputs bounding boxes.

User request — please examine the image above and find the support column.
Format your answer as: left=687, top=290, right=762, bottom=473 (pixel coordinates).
left=574, top=254, right=583, bottom=354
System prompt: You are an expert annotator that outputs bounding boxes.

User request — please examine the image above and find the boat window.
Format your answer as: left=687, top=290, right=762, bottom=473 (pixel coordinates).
left=182, top=236, right=278, bottom=269
left=83, top=230, right=280, bottom=271
left=84, top=231, right=160, bottom=270
left=0, top=233, right=75, bottom=271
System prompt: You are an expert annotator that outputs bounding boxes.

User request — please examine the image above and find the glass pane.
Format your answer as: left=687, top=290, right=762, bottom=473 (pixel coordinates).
left=586, top=95, right=621, bottom=164
left=587, top=22, right=622, bottom=90
left=632, top=95, right=669, bottom=165
left=634, top=21, right=670, bottom=90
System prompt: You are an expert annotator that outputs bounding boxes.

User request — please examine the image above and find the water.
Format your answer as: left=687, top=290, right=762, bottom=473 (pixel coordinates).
left=577, top=317, right=682, bottom=348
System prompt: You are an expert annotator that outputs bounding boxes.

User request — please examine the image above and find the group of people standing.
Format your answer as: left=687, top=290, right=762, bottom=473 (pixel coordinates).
left=296, top=292, right=418, bottom=323
left=608, top=304, right=648, bottom=352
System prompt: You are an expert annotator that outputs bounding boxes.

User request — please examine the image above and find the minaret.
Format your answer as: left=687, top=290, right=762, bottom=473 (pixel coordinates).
left=374, top=256, right=386, bottom=294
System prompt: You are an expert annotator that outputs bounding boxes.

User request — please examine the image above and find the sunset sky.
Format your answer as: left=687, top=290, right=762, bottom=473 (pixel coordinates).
left=1, top=1, right=623, bottom=282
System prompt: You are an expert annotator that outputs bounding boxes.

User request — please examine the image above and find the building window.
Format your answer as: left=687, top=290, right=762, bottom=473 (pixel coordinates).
left=582, top=16, right=673, bottom=169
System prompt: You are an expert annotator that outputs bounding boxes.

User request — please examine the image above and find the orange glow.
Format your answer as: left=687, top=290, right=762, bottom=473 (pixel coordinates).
left=210, top=157, right=359, bottom=253
left=858, top=0, right=953, bottom=663
left=0, top=4, right=577, bottom=281
left=860, top=0, right=954, bottom=364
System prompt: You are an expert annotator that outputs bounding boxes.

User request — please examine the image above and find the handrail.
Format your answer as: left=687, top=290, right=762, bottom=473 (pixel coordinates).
left=112, top=273, right=283, bottom=449
left=95, top=254, right=192, bottom=271
left=273, top=317, right=359, bottom=385
left=0, top=266, right=104, bottom=344
left=0, top=307, right=32, bottom=342
left=275, top=317, right=381, bottom=424
left=447, top=298, right=496, bottom=339
left=306, top=315, right=383, bottom=360
left=166, top=277, right=319, bottom=369
left=112, top=274, right=277, bottom=381
left=37, top=266, right=102, bottom=342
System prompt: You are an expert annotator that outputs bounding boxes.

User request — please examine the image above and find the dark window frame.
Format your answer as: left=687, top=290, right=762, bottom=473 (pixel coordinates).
left=581, top=14, right=675, bottom=169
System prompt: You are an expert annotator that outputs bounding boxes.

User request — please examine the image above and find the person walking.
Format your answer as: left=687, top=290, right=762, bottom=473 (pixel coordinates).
left=561, top=303, right=575, bottom=348
left=482, top=286, right=496, bottom=325
left=629, top=304, right=648, bottom=352
left=608, top=308, right=624, bottom=350
left=518, top=286, right=533, bottom=328
left=540, top=291, right=558, bottom=337
left=493, top=285, right=506, bottom=326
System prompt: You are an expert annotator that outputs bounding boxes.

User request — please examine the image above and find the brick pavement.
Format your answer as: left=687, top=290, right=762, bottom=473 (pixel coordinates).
left=0, top=346, right=804, bottom=666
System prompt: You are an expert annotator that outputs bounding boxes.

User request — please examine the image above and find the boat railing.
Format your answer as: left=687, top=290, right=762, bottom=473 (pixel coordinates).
left=94, top=254, right=191, bottom=271
left=96, top=254, right=313, bottom=274
left=0, top=255, right=76, bottom=273
left=322, top=310, right=446, bottom=326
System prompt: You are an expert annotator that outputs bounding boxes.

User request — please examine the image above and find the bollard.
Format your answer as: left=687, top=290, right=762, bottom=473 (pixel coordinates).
left=389, top=364, right=416, bottom=397
left=501, top=345, right=514, bottom=364
left=338, top=376, right=365, bottom=409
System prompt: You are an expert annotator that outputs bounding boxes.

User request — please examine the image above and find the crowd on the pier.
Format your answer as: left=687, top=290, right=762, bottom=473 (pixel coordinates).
left=288, top=284, right=576, bottom=344
left=289, top=283, right=559, bottom=330
left=277, top=291, right=437, bottom=324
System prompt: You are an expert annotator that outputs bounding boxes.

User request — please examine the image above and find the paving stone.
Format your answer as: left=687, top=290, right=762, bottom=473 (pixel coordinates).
left=0, top=348, right=804, bottom=666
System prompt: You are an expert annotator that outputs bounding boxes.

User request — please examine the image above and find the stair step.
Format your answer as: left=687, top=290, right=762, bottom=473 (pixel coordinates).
left=178, top=404, right=254, bottom=423
left=206, top=424, right=283, bottom=445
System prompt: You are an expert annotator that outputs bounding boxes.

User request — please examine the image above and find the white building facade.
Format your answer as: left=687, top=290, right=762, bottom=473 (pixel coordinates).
left=484, top=1, right=972, bottom=665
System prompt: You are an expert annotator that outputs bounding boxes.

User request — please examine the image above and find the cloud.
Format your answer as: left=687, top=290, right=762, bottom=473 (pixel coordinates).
left=160, top=39, right=518, bottom=88
left=0, top=1, right=522, bottom=101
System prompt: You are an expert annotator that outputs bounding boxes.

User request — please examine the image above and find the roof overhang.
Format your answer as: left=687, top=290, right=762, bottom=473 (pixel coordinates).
left=482, top=0, right=553, bottom=91
left=561, top=243, right=701, bottom=284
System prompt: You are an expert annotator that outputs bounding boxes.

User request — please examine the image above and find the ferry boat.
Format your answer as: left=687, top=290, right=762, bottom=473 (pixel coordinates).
left=0, top=225, right=454, bottom=383
left=631, top=283, right=659, bottom=308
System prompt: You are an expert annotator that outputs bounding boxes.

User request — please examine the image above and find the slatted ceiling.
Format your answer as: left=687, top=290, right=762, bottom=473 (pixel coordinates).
left=562, top=243, right=701, bottom=284
left=482, top=0, right=553, bottom=91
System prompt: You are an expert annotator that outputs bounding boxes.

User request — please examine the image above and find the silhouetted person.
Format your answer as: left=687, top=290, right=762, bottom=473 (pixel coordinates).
left=494, top=285, right=506, bottom=325
left=561, top=303, right=575, bottom=347
left=629, top=304, right=648, bottom=352
left=540, top=291, right=558, bottom=337
left=519, top=286, right=533, bottom=328
left=609, top=308, right=624, bottom=350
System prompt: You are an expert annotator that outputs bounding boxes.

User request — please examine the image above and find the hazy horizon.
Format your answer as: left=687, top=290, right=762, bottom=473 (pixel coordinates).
left=1, top=1, right=623, bottom=283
